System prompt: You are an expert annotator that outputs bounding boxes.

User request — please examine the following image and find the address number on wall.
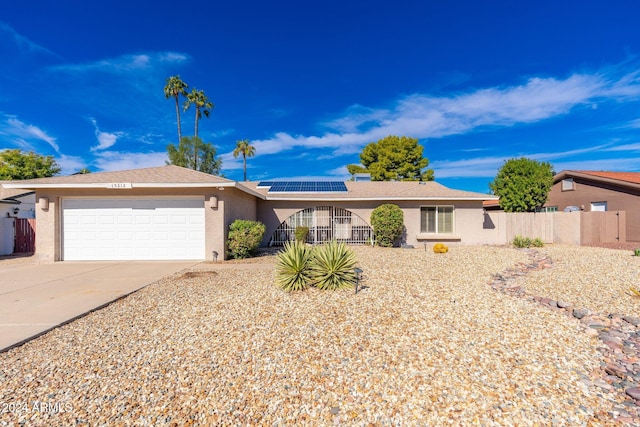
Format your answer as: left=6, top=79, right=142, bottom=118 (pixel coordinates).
left=106, top=183, right=132, bottom=189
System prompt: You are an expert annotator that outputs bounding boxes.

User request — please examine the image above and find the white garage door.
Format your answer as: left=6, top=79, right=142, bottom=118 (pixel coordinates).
left=62, top=198, right=205, bottom=261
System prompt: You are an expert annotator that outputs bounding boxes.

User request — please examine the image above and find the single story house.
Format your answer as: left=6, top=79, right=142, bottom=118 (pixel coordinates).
left=545, top=170, right=640, bottom=242
left=1, top=165, right=499, bottom=262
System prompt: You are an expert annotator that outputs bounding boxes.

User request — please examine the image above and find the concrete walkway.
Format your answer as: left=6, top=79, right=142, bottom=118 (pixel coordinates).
left=0, top=260, right=198, bottom=352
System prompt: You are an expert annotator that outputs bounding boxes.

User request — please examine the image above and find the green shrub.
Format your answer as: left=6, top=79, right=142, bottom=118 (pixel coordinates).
left=634, top=248, right=640, bottom=257
left=309, top=241, right=358, bottom=290
left=512, top=235, right=544, bottom=248
left=227, top=220, right=266, bottom=259
left=295, top=226, right=310, bottom=243
left=512, top=235, right=532, bottom=248
left=275, top=240, right=315, bottom=291
left=370, top=204, right=404, bottom=247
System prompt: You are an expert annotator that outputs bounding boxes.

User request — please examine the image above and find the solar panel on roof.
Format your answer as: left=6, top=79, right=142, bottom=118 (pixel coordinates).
left=267, top=181, right=348, bottom=193
left=256, top=181, right=274, bottom=188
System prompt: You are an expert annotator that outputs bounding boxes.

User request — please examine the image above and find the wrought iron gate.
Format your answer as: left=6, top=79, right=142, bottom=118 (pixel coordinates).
left=269, top=206, right=373, bottom=245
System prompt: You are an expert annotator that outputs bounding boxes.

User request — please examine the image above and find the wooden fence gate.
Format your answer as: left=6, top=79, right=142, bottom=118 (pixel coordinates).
left=14, top=218, right=36, bottom=253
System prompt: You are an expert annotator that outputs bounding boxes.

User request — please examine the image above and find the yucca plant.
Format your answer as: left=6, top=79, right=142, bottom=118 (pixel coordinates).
left=309, top=241, right=357, bottom=290
left=275, top=240, right=314, bottom=291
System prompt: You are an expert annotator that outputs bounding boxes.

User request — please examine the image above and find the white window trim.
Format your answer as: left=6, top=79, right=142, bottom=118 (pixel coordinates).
left=561, top=178, right=574, bottom=191
left=420, top=205, right=455, bottom=234
left=590, top=201, right=608, bottom=212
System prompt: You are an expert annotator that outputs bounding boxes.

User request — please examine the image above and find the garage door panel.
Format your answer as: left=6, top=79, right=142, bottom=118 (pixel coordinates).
left=63, top=198, right=205, bottom=261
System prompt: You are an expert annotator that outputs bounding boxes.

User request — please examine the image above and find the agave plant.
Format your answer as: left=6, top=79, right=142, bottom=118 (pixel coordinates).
left=275, top=240, right=314, bottom=291
left=309, top=241, right=357, bottom=290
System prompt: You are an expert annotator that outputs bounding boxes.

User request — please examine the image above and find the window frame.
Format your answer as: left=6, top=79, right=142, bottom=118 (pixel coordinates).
left=561, top=178, right=575, bottom=191
left=420, top=205, right=454, bottom=234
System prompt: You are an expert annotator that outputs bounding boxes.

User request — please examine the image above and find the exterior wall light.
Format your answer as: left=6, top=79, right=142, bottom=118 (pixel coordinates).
left=39, top=197, right=49, bottom=210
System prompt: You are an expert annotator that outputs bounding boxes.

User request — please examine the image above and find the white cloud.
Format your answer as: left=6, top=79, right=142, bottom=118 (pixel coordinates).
left=251, top=69, right=640, bottom=157
left=431, top=156, right=508, bottom=178
left=89, top=118, right=122, bottom=151
left=0, top=21, right=58, bottom=57
left=603, top=142, right=640, bottom=152
left=56, top=154, right=87, bottom=175
left=47, top=51, right=190, bottom=74
left=431, top=144, right=618, bottom=178
left=553, top=157, right=640, bottom=172
left=0, top=115, right=59, bottom=152
left=93, top=150, right=168, bottom=172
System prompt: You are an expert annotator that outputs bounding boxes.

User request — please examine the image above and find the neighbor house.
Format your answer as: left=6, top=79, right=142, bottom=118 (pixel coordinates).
left=1, top=165, right=499, bottom=262
left=545, top=170, right=640, bottom=242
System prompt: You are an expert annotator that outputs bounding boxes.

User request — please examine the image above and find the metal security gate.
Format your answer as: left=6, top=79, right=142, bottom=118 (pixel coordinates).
left=269, top=206, right=373, bottom=245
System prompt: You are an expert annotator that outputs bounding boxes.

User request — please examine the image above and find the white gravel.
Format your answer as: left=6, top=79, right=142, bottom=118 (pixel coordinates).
left=519, top=245, right=640, bottom=315
left=0, top=245, right=628, bottom=426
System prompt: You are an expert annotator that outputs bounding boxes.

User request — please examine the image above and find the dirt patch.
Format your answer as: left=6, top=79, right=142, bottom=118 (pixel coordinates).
left=175, top=271, right=218, bottom=280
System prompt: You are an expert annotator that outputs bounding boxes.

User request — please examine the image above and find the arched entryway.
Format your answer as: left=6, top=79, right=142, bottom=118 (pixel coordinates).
left=269, top=206, right=373, bottom=245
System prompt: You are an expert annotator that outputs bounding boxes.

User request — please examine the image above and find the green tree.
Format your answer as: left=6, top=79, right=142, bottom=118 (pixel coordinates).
left=489, top=157, right=554, bottom=212
left=232, top=139, right=256, bottom=181
left=166, top=136, right=222, bottom=175
left=164, top=75, right=189, bottom=146
left=347, top=135, right=434, bottom=181
left=0, top=149, right=61, bottom=179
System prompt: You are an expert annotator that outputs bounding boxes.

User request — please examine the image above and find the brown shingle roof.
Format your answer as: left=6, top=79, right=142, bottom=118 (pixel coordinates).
left=2, top=165, right=233, bottom=186
left=574, top=170, right=640, bottom=185
left=240, top=180, right=495, bottom=201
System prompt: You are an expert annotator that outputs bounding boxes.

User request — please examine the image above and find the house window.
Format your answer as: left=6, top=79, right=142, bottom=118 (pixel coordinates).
left=591, top=201, right=607, bottom=212
left=561, top=178, right=574, bottom=191
left=537, top=206, right=558, bottom=212
left=420, top=206, right=454, bottom=234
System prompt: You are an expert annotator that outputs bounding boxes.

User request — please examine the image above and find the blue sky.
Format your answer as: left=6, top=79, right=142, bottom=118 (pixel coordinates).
left=1, top=1, right=640, bottom=193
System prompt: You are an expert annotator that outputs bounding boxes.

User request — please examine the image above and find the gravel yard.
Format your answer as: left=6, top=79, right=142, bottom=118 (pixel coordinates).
left=0, top=245, right=635, bottom=425
left=520, top=245, right=640, bottom=316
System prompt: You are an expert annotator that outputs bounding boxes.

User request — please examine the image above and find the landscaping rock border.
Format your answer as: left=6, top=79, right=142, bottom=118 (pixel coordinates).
left=490, top=248, right=640, bottom=425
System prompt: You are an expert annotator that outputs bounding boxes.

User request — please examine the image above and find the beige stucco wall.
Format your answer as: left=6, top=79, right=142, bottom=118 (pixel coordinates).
left=33, top=187, right=244, bottom=262
left=256, top=199, right=489, bottom=247
left=546, top=179, right=640, bottom=242
left=217, top=188, right=258, bottom=259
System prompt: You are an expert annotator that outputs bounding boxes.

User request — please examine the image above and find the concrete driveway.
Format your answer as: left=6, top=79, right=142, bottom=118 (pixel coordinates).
left=0, top=260, right=199, bottom=352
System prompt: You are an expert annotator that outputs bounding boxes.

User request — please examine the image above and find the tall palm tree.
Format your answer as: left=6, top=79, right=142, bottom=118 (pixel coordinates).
left=184, top=89, right=214, bottom=139
left=164, top=76, right=189, bottom=145
left=233, top=139, right=256, bottom=181
left=184, top=88, right=214, bottom=169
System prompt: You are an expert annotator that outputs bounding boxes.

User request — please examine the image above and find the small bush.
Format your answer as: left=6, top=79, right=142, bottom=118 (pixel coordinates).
left=227, top=220, right=266, bottom=259
left=309, top=241, right=358, bottom=290
left=295, top=226, right=310, bottom=243
left=433, top=243, right=449, bottom=253
left=634, top=248, right=640, bottom=257
left=370, top=204, right=404, bottom=247
left=512, top=235, right=532, bottom=248
left=275, top=240, right=315, bottom=291
left=512, top=235, right=544, bottom=248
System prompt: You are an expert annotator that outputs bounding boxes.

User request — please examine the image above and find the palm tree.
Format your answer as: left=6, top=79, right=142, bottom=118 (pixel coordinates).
left=233, top=139, right=256, bottom=181
left=184, top=88, right=214, bottom=170
left=184, top=88, right=214, bottom=139
left=164, top=75, right=189, bottom=145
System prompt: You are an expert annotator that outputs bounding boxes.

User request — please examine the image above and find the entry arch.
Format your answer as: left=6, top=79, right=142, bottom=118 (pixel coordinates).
left=269, top=206, right=373, bottom=245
